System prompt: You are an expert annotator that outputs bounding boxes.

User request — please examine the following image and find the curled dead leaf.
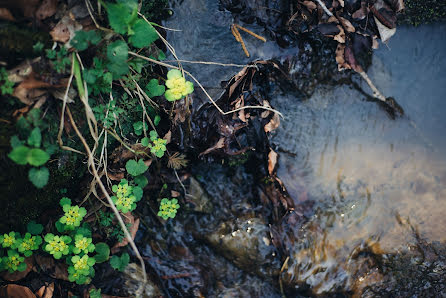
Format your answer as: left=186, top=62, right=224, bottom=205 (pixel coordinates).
left=200, top=137, right=225, bottom=156
left=36, top=0, right=58, bottom=20
left=0, top=284, right=36, bottom=298
left=268, top=149, right=278, bottom=175
left=0, top=8, right=15, bottom=21
left=35, top=282, right=54, bottom=298
left=163, top=130, right=172, bottom=144
left=264, top=113, right=280, bottom=133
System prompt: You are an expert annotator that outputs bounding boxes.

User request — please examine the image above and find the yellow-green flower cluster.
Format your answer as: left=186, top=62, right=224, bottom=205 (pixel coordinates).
left=60, top=205, right=87, bottom=229
left=112, top=180, right=137, bottom=213
left=0, top=232, right=18, bottom=249
left=164, top=69, right=194, bottom=101
left=1, top=250, right=27, bottom=273
left=17, top=233, right=42, bottom=257
left=44, top=234, right=72, bottom=259
left=73, top=234, right=95, bottom=255
left=68, top=255, right=96, bottom=285
left=157, top=198, right=180, bottom=220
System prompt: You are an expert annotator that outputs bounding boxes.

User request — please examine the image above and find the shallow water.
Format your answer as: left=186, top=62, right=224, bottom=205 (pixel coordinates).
left=271, top=24, right=446, bottom=291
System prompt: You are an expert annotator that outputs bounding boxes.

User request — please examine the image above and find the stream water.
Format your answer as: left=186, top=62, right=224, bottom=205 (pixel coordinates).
left=164, top=1, right=446, bottom=295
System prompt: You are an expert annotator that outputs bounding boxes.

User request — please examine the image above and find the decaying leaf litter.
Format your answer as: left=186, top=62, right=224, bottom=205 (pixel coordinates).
left=0, top=0, right=436, bottom=296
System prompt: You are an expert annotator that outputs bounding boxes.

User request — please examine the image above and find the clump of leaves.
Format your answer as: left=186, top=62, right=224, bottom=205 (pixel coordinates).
left=71, top=30, right=101, bottom=51
left=68, top=255, right=96, bottom=285
left=0, top=67, right=14, bottom=95
left=164, top=69, right=194, bottom=101
left=0, top=232, right=19, bottom=249
left=59, top=197, right=87, bottom=230
left=125, top=159, right=148, bottom=176
left=0, top=250, right=27, bottom=273
left=17, top=233, right=42, bottom=257
left=141, top=130, right=167, bottom=158
left=110, top=252, right=129, bottom=272
left=111, top=179, right=143, bottom=213
left=84, top=57, right=113, bottom=96
left=158, top=198, right=180, bottom=220
left=46, top=47, right=70, bottom=73
left=44, top=234, right=72, bottom=259
left=92, top=98, right=125, bottom=128
left=73, top=234, right=95, bottom=255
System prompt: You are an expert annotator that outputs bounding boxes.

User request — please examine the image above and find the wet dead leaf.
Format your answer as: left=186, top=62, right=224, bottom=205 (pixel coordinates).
left=200, top=137, right=225, bottom=156
left=373, top=16, right=396, bottom=43
left=335, top=44, right=351, bottom=71
left=264, top=113, right=280, bottom=133
left=302, top=1, right=317, bottom=10
left=171, top=190, right=180, bottom=197
left=0, top=8, right=15, bottom=21
left=111, top=213, right=140, bottom=253
left=50, top=15, right=82, bottom=43
left=268, top=149, right=278, bottom=175
left=0, top=257, right=33, bottom=281
left=36, top=0, right=58, bottom=20
left=0, top=284, right=36, bottom=298
left=339, top=17, right=355, bottom=33
left=35, top=282, right=54, bottom=298
left=34, top=255, right=69, bottom=281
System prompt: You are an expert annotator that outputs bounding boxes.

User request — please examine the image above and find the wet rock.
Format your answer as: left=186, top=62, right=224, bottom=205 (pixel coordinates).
left=187, top=177, right=213, bottom=213
left=122, top=263, right=162, bottom=297
left=205, top=217, right=281, bottom=278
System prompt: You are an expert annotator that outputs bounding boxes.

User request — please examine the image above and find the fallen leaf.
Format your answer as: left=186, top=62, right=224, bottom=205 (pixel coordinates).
left=333, top=25, right=346, bottom=43
left=339, top=17, right=355, bottom=33
left=50, top=15, right=82, bottom=43
left=264, top=113, right=280, bottom=133
left=36, top=0, right=58, bottom=20
left=35, top=282, right=54, bottom=298
left=0, top=8, right=15, bottom=21
left=34, top=255, right=69, bottom=281
left=107, top=172, right=125, bottom=181
left=268, top=149, right=278, bottom=175
left=171, top=190, right=180, bottom=197
left=163, top=130, right=172, bottom=144
left=0, top=257, right=33, bottom=281
left=200, top=137, right=225, bottom=156
left=373, top=16, right=396, bottom=43
left=0, top=284, right=36, bottom=298
left=111, top=213, right=140, bottom=253
left=302, top=1, right=317, bottom=10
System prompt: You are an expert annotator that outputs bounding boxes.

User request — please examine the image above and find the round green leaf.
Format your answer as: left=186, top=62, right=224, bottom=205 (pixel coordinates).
left=27, top=221, right=44, bottom=235
left=27, top=127, right=42, bottom=148
left=8, top=146, right=30, bottom=165
left=28, top=167, right=49, bottom=188
left=129, top=19, right=159, bottom=48
left=27, top=148, right=50, bottom=166
left=125, top=159, right=148, bottom=176
left=94, top=242, right=110, bottom=263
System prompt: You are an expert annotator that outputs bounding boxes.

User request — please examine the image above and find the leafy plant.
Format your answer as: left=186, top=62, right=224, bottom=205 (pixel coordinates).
left=17, top=233, right=42, bottom=257
left=71, top=30, right=101, bottom=51
left=1, top=250, right=27, bottom=273
left=73, top=234, right=95, bottom=255
left=0, top=67, right=14, bottom=95
left=141, top=130, right=167, bottom=158
left=89, top=288, right=102, bottom=298
left=0, top=232, right=18, bottom=249
left=84, top=58, right=113, bottom=96
left=109, top=252, right=129, bottom=272
left=44, top=234, right=72, bottom=259
left=158, top=198, right=180, bottom=220
left=93, top=242, right=110, bottom=263
left=111, top=179, right=143, bottom=213
left=92, top=98, right=124, bottom=128
left=125, top=159, right=148, bottom=176
left=46, top=47, right=70, bottom=73
left=68, top=254, right=96, bottom=285
left=145, top=78, right=165, bottom=98
left=164, top=69, right=194, bottom=101
left=59, top=198, right=87, bottom=230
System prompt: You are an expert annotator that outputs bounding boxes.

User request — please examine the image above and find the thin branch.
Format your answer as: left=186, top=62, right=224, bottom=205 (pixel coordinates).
left=314, top=0, right=334, bottom=17
left=358, top=71, right=386, bottom=102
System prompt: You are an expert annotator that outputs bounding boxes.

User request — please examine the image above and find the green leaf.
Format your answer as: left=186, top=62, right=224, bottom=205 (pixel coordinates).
left=8, top=146, right=30, bottom=165
left=10, top=135, right=23, bottom=149
left=94, top=242, right=110, bottom=263
left=55, top=220, right=65, bottom=233
left=154, top=115, right=161, bottom=126
left=145, top=79, right=165, bottom=98
left=28, top=167, right=49, bottom=188
left=125, top=159, right=148, bottom=176
left=128, top=19, right=159, bottom=48
left=141, top=137, right=149, bottom=147
left=134, top=175, right=148, bottom=188
left=110, top=252, right=129, bottom=271
left=71, top=30, right=101, bottom=51
left=107, top=41, right=128, bottom=64
left=27, top=221, right=44, bottom=235
left=27, top=127, right=42, bottom=148
left=59, top=197, right=71, bottom=207
left=105, top=1, right=138, bottom=34
left=27, top=148, right=50, bottom=166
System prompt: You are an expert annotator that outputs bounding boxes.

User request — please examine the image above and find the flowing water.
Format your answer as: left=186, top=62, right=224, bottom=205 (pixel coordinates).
left=165, top=0, right=446, bottom=294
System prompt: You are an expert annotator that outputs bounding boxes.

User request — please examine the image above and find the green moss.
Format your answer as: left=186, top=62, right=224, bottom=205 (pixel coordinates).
left=399, top=0, right=446, bottom=26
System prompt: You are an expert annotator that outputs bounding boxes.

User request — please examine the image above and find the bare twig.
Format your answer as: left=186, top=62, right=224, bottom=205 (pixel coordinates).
left=358, top=71, right=386, bottom=102
left=314, top=0, right=334, bottom=17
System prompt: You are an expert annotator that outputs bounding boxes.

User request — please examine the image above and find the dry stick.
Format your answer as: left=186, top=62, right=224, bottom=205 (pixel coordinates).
left=128, top=51, right=284, bottom=118
left=57, top=55, right=86, bottom=155
left=358, top=71, right=387, bottom=102
left=231, top=25, right=250, bottom=57
left=234, top=24, right=267, bottom=42
left=163, top=59, right=252, bottom=68
left=314, top=0, right=334, bottom=17
left=66, top=107, right=147, bottom=284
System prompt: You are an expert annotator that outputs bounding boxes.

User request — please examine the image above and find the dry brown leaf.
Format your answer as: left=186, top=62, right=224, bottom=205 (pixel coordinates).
left=36, top=282, right=54, bottom=298
left=107, top=172, right=125, bottom=181
left=302, top=1, right=317, bottom=10
left=36, top=0, right=58, bottom=20
left=335, top=44, right=350, bottom=71
left=0, top=8, right=15, bottom=21
left=268, top=149, right=278, bottom=175
left=373, top=16, right=396, bottom=43
left=333, top=25, right=346, bottom=43
left=143, top=159, right=153, bottom=168
left=339, top=0, right=344, bottom=7
left=163, top=130, right=172, bottom=144
left=0, top=284, right=36, bottom=298
left=264, top=113, right=280, bottom=133
left=339, top=17, right=355, bottom=33
left=0, top=257, right=33, bottom=281
left=50, top=15, right=82, bottom=43
left=171, top=190, right=180, bottom=197
left=34, top=255, right=69, bottom=281
left=200, top=137, right=225, bottom=156
left=111, top=213, right=140, bottom=253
